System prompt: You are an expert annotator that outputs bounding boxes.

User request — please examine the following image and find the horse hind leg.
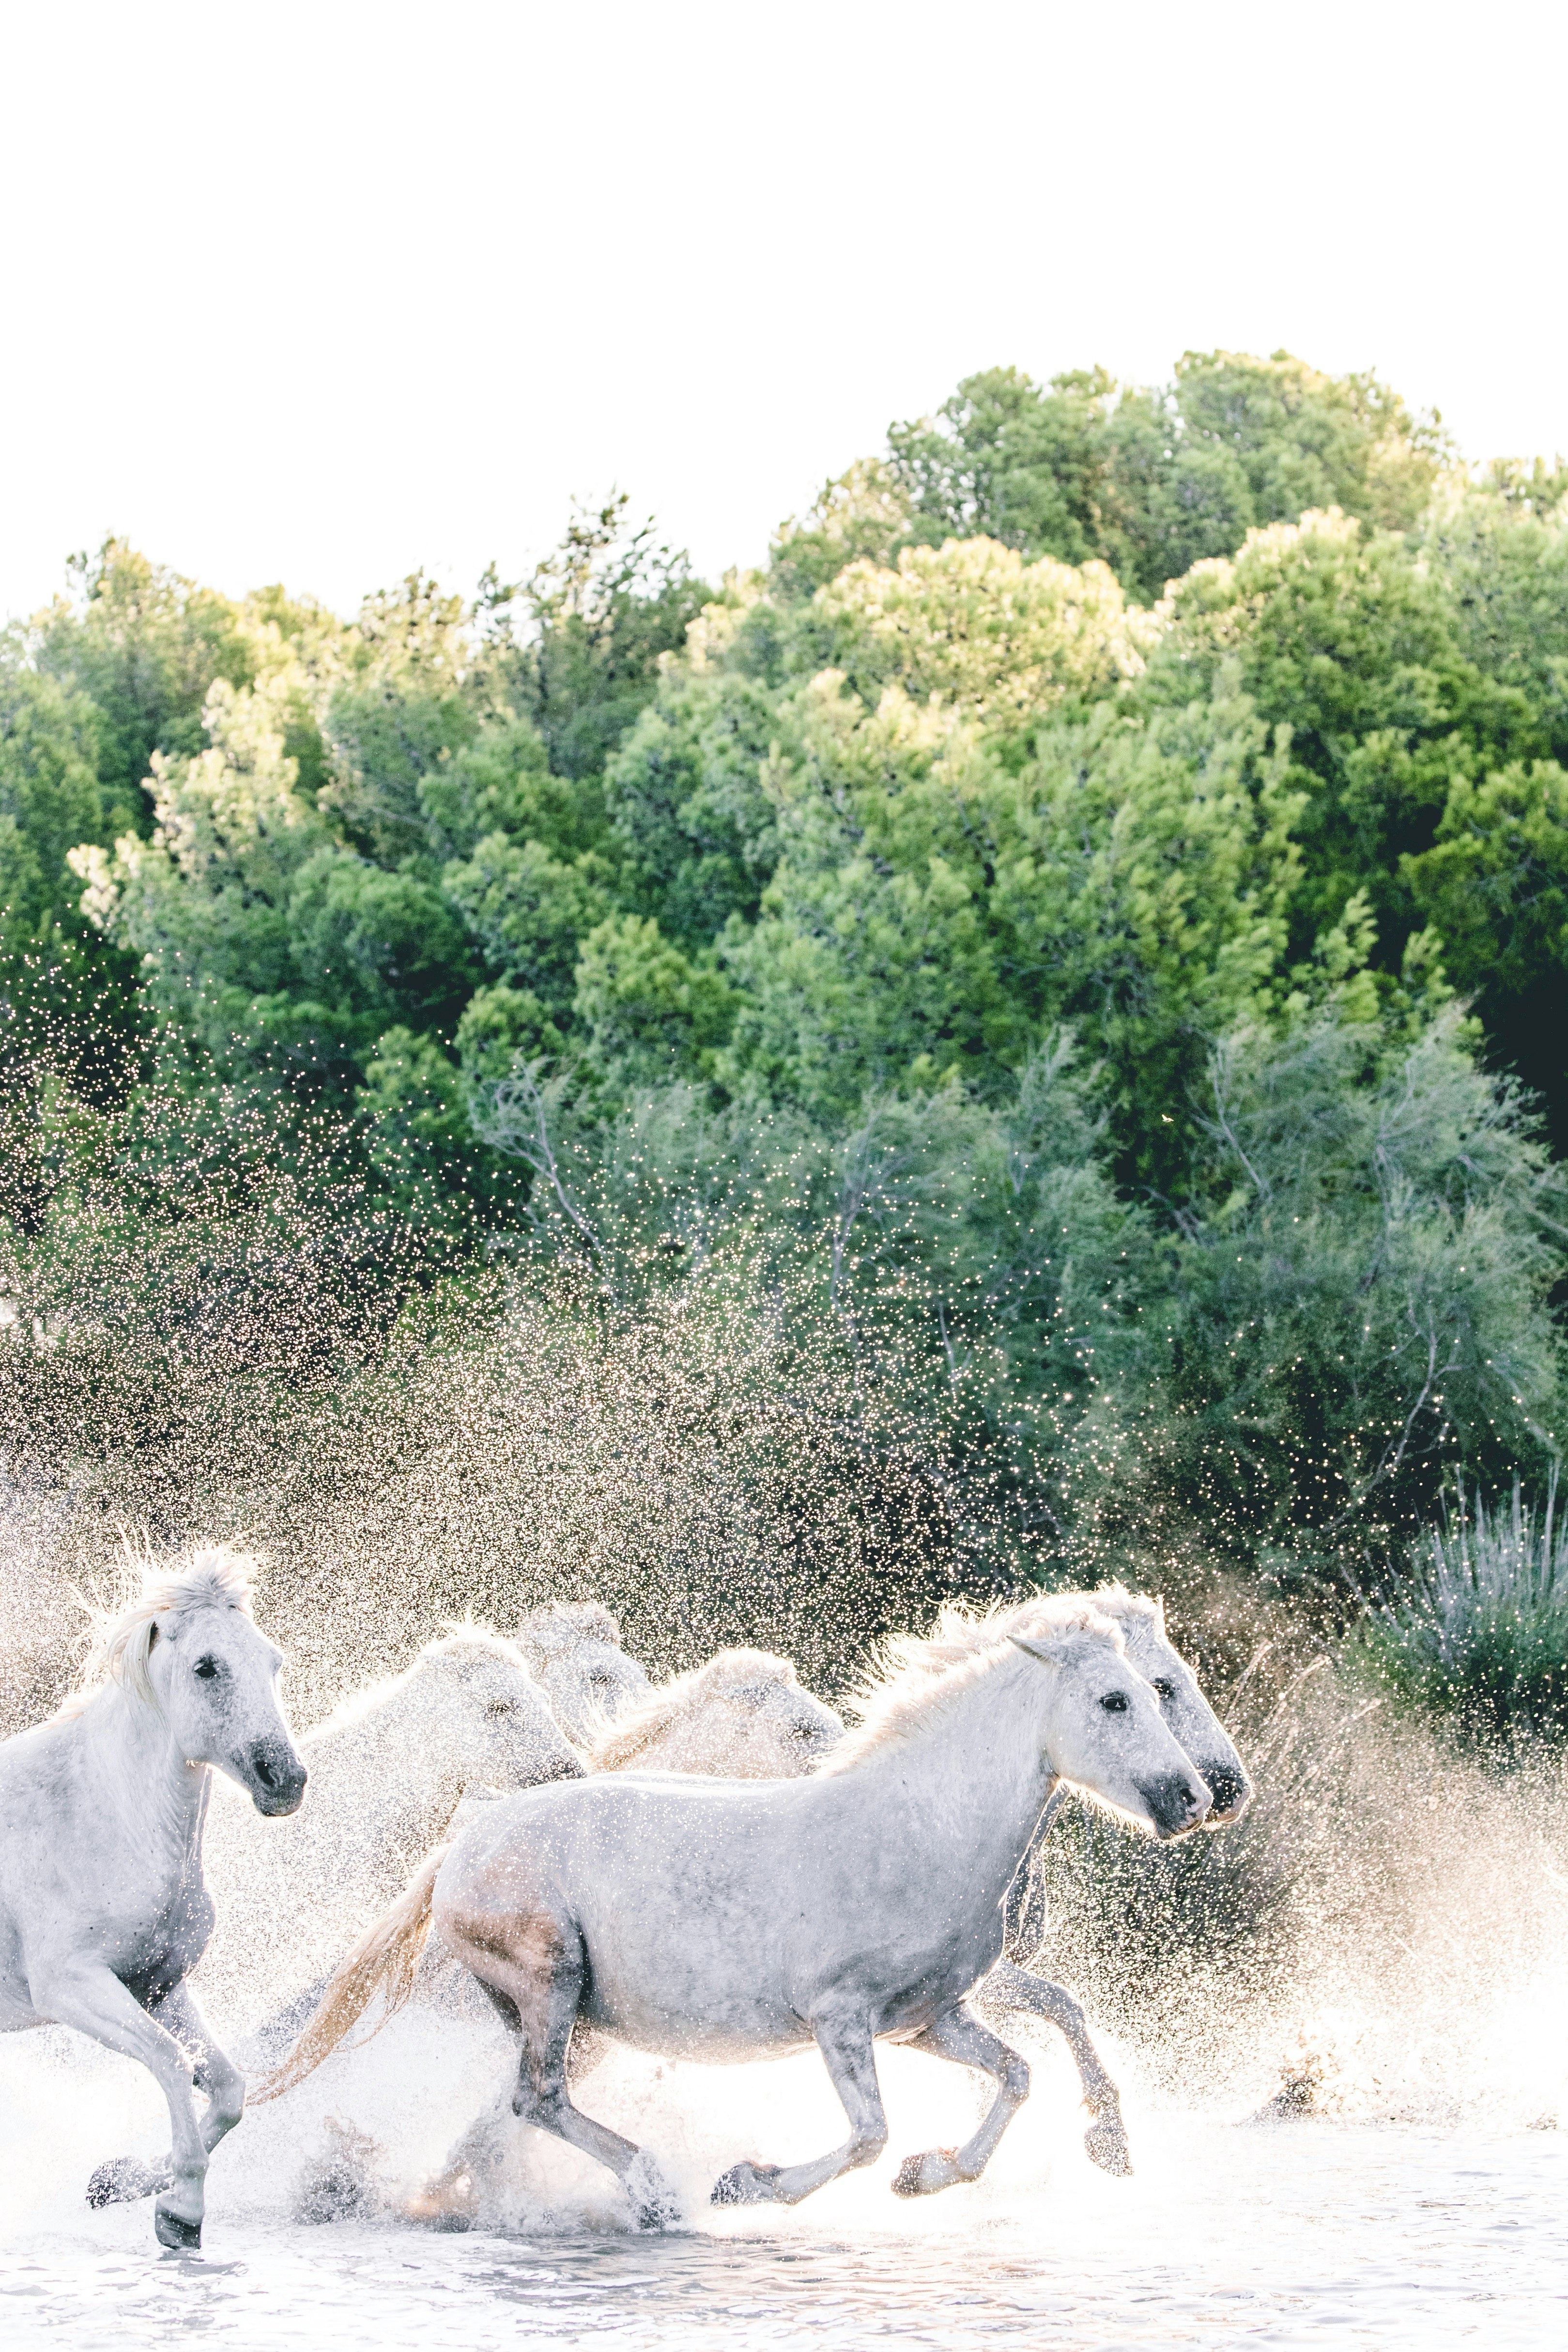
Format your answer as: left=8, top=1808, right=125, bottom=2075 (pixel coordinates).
left=981, top=1961, right=1131, bottom=2175
left=408, top=2005, right=615, bottom=2228
left=893, top=2001, right=1030, bottom=2198
left=442, top=1907, right=678, bottom=2230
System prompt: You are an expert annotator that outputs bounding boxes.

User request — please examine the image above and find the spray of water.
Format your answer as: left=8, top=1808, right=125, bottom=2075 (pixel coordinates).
left=2, top=1116, right=1566, bottom=2350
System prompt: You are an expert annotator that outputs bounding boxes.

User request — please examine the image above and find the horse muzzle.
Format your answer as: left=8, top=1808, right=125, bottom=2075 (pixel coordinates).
left=1139, top=1770, right=1212, bottom=1839
left=242, top=1739, right=309, bottom=1815
left=1199, top=1763, right=1253, bottom=1825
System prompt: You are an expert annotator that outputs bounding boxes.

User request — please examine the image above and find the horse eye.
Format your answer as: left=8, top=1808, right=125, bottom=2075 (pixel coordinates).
left=193, top=1657, right=221, bottom=1681
left=1099, top=1690, right=1129, bottom=1713
left=485, top=1697, right=517, bottom=1719
left=1153, top=1679, right=1176, bottom=1701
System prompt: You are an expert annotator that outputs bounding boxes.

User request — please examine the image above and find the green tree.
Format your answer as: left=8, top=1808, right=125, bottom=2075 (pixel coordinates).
left=484, top=496, right=710, bottom=782
left=877, top=353, right=1448, bottom=604
left=31, top=538, right=258, bottom=825
left=1165, top=1002, right=1565, bottom=1586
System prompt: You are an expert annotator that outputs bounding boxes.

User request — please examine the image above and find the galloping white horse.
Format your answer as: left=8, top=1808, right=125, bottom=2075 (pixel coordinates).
left=201, top=1628, right=583, bottom=2020
left=514, top=1601, right=650, bottom=1744
left=0, top=1548, right=306, bottom=2249
left=587, top=1647, right=844, bottom=1778
left=262, top=1596, right=1210, bottom=2223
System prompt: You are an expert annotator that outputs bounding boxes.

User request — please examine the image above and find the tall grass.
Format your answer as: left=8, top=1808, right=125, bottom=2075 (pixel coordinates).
left=1352, top=1478, right=1568, bottom=1748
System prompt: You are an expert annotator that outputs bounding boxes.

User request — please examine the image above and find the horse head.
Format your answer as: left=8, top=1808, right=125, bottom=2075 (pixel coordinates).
left=1009, top=1619, right=1211, bottom=1840
left=409, top=1632, right=584, bottom=1792
left=1092, top=1587, right=1253, bottom=1824
left=687, top=1652, right=845, bottom=1777
left=142, top=1559, right=307, bottom=1817
left=593, top=1647, right=845, bottom=1778
left=514, top=1600, right=652, bottom=1746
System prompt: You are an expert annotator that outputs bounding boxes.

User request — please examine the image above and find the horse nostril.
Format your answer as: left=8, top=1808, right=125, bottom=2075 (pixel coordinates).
left=253, top=1752, right=276, bottom=1789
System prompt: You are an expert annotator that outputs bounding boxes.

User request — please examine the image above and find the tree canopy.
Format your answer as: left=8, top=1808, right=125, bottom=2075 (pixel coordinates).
left=3, top=347, right=1566, bottom=1602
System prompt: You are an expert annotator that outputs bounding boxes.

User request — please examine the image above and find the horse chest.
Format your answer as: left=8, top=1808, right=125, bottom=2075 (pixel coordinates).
left=83, top=1853, right=215, bottom=1988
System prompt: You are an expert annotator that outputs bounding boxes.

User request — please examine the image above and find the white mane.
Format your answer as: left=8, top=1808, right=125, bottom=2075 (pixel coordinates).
left=1086, top=1581, right=1160, bottom=1625
left=59, top=1543, right=259, bottom=1718
left=821, top=1594, right=1122, bottom=1772
left=588, top=1647, right=802, bottom=1771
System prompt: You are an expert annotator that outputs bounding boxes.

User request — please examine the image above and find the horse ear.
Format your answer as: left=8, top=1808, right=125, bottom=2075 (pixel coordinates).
left=1008, top=1633, right=1066, bottom=1671
left=147, top=1623, right=160, bottom=1652
left=1151, top=1598, right=1166, bottom=1633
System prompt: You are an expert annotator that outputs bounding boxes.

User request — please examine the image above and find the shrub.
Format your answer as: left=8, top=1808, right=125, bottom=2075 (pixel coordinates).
left=1350, top=1479, right=1568, bottom=1746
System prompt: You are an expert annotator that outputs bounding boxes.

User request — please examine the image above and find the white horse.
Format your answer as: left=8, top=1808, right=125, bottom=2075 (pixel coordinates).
left=202, top=1628, right=583, bottom=2023
left=0, top=1548, right=306, bottom=2249
left=587, top=1647, right=844, bottom=1778
left=261, top=1596, right=1210, bottom=2223
left=513, top=1600, right=651, bottom=1744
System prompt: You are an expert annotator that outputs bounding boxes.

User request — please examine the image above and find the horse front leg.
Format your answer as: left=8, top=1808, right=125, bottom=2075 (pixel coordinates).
left=892, top=2001, right=1030, bottom=2197
left=712, top=2007, right=887, bottom=2208
left=980, top=1961, right=1131, bottom=2175
left=84, top=1977, right=249, bottom=2211
left=36, top=1964, right=212, bottom=2248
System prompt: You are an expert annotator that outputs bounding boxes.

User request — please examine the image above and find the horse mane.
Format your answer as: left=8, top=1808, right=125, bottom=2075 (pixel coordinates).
left=588, top=1646, right=800, bottom=1771
left=1086, top=1581, right=1160, bottom=1624
left=515, top=1599, right=623, bottom=1658
left=58, top=1543, right=259, bottom=1719
left=820, top=1593, right=1123, bottom=1773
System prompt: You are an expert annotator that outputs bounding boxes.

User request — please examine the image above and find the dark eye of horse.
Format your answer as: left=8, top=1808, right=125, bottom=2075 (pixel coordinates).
left=194, top=1657, right=221, bottom=1681
left=1099, top=1690, right=1129, bottom=1713
left=1153, top=1678, right=1175, bottom=1701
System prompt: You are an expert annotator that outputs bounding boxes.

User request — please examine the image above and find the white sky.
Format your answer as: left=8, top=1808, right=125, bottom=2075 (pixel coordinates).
left=2, top=0, right=1564, bottom=623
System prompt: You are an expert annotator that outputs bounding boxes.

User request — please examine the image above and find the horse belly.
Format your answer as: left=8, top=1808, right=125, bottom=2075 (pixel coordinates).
left=579, top=1956, right=809, bottom=2063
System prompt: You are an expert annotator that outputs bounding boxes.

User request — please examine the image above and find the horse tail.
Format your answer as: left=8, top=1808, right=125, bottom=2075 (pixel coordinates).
left=252, top=1843, right=448, bottom=2103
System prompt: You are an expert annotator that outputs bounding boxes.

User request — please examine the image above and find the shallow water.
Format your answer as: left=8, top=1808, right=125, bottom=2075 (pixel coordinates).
left=4, top=2006, right=1565, bottom=2350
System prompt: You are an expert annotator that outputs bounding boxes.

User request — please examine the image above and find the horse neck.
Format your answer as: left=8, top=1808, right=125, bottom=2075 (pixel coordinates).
left=79, top=1681, right=207, bottom=1876
left=850, top=1652, right=1058, bottom=1902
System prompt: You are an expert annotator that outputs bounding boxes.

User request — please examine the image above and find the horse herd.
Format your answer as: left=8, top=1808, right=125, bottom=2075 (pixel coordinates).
left=0, top=1549, right=1252, bottom=2250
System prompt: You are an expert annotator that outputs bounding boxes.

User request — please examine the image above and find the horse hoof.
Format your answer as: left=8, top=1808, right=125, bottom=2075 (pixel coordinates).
left=1085, top=2121, right=1132, bottom=2176
left=710, top=2160, right=781, bottom=2207
left=87, top=2158, right=169, bottom=2209
left=892, top=2148, right=961, bottom=2198
left=154, top=2205, right=202, bottom=2251
left=625, top=2152, right=679, bottom=2230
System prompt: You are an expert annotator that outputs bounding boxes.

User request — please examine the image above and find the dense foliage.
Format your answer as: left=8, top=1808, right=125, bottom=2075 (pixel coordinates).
left=3, top=347, right=1565, bottom=1622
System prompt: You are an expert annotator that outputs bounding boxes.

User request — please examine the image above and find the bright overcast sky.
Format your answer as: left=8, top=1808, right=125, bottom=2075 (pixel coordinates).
left=3, top=0, right=1564, bottom=623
